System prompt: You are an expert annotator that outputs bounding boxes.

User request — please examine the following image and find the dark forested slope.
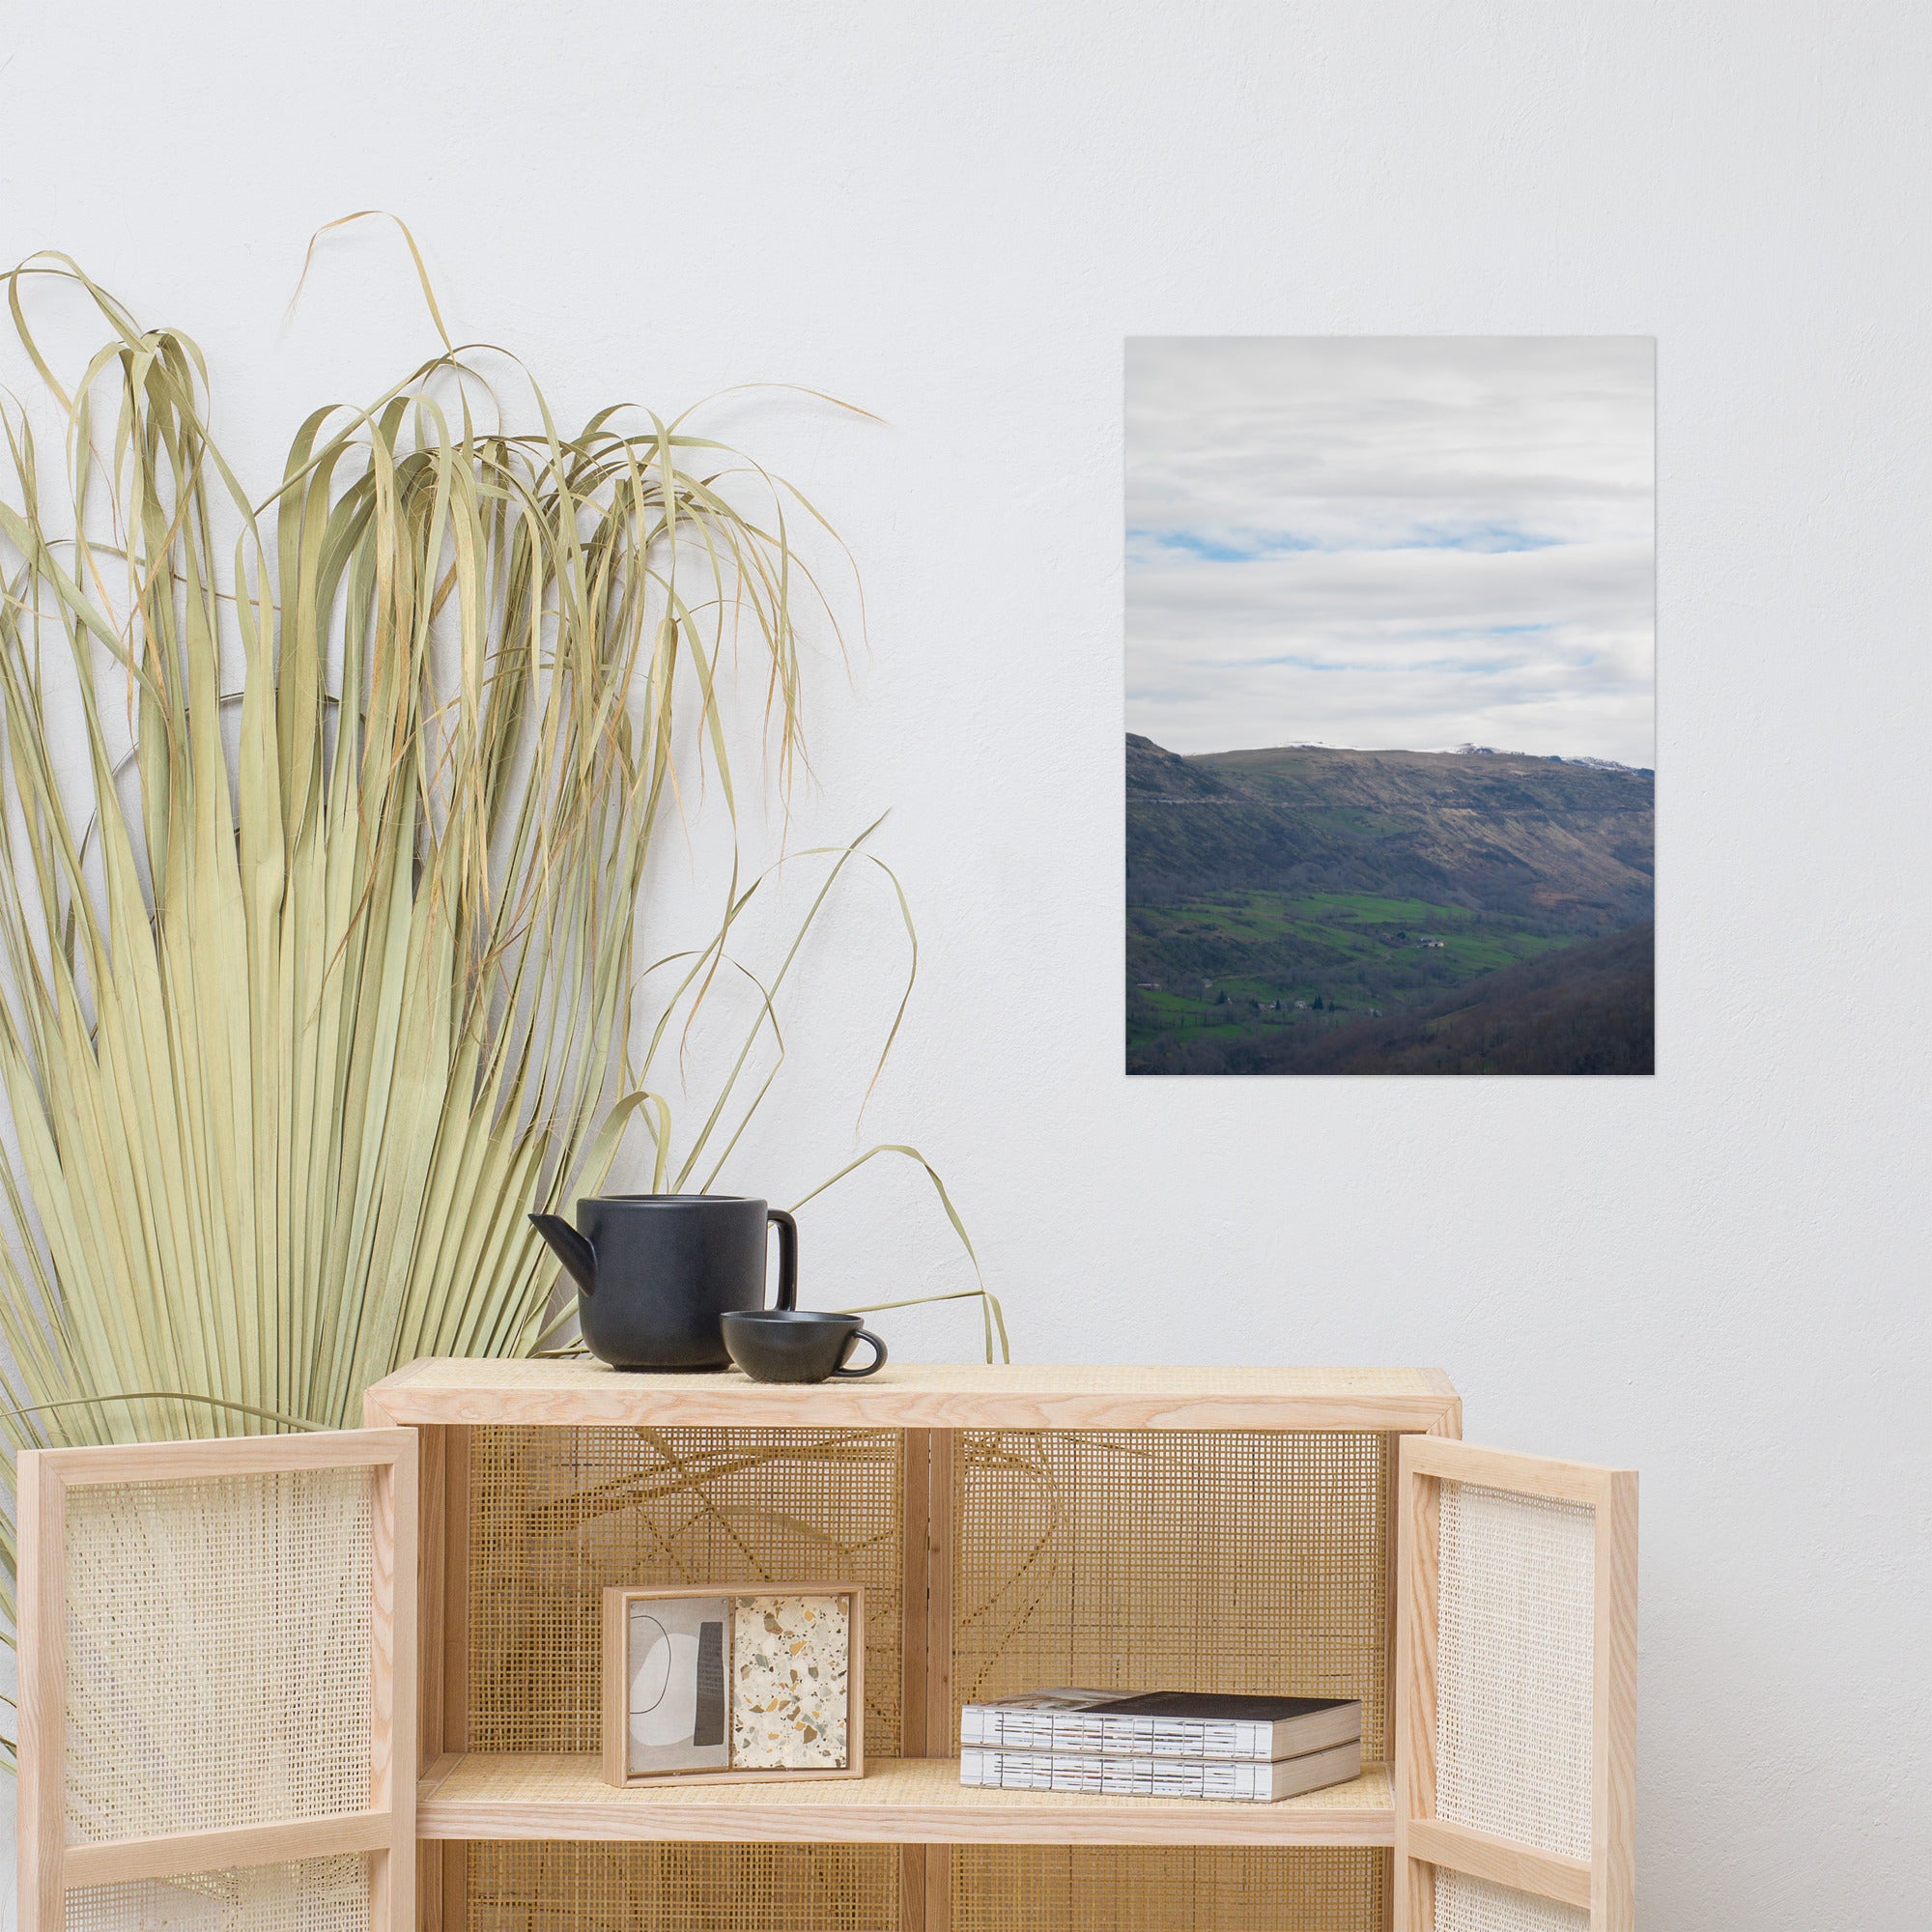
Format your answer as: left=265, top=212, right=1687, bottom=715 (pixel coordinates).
left=1130, top=922, right=1654, bottom=1076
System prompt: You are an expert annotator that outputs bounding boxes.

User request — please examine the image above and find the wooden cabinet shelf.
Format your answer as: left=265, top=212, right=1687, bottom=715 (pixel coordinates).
left=415, top=1752, right=1397, bottom=1848
left=366, top=1356, right=1463, bottom=1434
left=359, top=1358, right=1466, bottom=1929
left=17, top=1361, right=1635, bottom=1932
left=14, top=1360, right=1633, bottom=1932
left=374, top=1357, right=1474, bottom=1932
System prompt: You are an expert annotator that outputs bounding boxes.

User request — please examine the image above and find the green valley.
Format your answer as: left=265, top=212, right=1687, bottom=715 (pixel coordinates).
left=1127, top=890, right=1580, bottom=1049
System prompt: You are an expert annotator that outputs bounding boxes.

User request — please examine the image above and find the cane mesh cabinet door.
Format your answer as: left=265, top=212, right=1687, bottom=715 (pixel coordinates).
left=1395, top=1438, right=1636, bottom=1932
left=16, top=1430, right=417, bottom=1932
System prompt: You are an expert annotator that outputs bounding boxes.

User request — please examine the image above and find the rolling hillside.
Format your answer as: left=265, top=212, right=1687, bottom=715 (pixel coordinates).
left=1128, top=734, right=1653, bottom=929
left=1125, top=735, right=1654, bottom=1075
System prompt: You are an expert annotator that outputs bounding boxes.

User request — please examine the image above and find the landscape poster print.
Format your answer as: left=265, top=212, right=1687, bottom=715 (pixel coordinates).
left=1125, top=337, right=1655, bottom=1076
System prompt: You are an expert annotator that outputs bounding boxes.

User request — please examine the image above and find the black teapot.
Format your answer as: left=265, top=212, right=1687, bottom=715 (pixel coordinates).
left=529, top=1194, right=798, bottom=1371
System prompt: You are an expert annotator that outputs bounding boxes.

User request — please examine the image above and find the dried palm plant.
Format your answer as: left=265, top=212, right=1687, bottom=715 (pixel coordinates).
left=0, top=236, right=1000, bottom=1763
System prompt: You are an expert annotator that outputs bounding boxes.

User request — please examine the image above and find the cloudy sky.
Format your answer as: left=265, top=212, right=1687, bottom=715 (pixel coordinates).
left=1125, top=337, right=1654, bottom=763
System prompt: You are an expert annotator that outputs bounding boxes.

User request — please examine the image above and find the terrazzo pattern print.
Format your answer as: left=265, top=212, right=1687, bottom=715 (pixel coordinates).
left=730, top=1594, right=851, bottom=1770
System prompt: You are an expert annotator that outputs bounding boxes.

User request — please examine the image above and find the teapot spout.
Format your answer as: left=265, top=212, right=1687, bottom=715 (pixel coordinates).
left=529, top=1212, right=598, bottom=1295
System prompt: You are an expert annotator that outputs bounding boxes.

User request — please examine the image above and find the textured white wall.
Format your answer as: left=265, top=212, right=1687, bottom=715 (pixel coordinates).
left=3, top=3, right=1928, bottom=1924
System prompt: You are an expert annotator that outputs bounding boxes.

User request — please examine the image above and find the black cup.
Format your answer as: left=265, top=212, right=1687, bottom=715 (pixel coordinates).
left=721, top=1310, right=888, bottom=1384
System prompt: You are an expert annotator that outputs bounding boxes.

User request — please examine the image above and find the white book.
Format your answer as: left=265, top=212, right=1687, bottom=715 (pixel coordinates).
left=959, top=1689, right=1361, bottom=1762
left=958, top=1737, right=1363, bottom=1804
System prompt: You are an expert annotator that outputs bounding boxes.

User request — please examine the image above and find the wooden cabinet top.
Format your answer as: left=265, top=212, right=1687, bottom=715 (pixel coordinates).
left=364, top=1357, right=1461, bottom=1433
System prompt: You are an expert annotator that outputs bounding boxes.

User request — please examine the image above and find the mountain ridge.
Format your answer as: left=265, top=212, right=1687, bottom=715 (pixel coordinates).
left=1126, top=732, right=1653, bottom=929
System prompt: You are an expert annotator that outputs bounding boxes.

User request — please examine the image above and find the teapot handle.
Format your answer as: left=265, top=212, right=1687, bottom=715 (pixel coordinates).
left=767, top=1208, right=798, bottom=1311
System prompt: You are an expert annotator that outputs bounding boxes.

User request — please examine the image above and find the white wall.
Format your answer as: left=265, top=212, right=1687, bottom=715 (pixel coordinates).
left=5, top=2, right=1928, bottom=1924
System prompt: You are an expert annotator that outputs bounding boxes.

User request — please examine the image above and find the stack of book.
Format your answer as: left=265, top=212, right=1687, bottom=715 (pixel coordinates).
left=958, top=1688, right=1362, bottom=1804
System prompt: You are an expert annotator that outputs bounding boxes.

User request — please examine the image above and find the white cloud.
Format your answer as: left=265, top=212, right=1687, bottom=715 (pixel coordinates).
left=1125, top=337, right=1655, bottom=762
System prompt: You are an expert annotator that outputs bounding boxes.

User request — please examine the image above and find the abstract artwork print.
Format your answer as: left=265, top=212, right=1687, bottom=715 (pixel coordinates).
left=627, top=1594, right=732, bottom=1775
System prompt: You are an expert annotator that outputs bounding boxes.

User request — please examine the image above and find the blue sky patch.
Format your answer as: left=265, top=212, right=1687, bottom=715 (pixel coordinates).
left=1128, top=522, right=1563, bottom=566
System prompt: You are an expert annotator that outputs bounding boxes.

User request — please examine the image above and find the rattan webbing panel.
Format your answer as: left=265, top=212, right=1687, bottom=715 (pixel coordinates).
left=63, top=1856, right=371, bottom=1932
left=953, top=1431, right=1393, bottom=1758
left=467, top=1841, right=897, bottom=1932
left=953, top=1847, right=1387, bottom=1932
left=469, top=1426, right=902, bottom=1756
left=1435, top=1482, right=1595, bottom=1861
left=1434, top=1871, right=1589, bottom=1932
left=63, top=1470, right=375, bottom=1841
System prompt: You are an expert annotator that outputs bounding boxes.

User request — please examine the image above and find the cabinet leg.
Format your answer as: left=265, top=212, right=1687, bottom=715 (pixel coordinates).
left=924, top=1845, right=952, bottom=1932
left=417, top=1842, right=465, bottom=1932
left=900, top=1847, right=925, bottom=1932
left=900, top=1845, right=951, bottom=1932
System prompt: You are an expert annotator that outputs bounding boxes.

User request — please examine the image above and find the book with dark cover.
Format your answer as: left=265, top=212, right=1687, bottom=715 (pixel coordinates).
left=958, top=1688, right=1361, bottom=1762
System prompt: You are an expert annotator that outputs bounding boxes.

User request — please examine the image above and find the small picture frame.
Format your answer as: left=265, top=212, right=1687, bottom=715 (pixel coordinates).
left=601, top=1583, right=866, bottom=1787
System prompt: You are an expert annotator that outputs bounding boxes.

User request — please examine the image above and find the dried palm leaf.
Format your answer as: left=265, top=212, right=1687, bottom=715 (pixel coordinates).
left=0, top=237, right=1001, bottom=1764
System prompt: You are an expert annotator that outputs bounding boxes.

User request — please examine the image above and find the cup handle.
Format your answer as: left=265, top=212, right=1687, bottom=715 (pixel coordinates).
left=832, top=1328, right=888, bottom=1378
left=767, top=1208, right=798, bottom=1311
